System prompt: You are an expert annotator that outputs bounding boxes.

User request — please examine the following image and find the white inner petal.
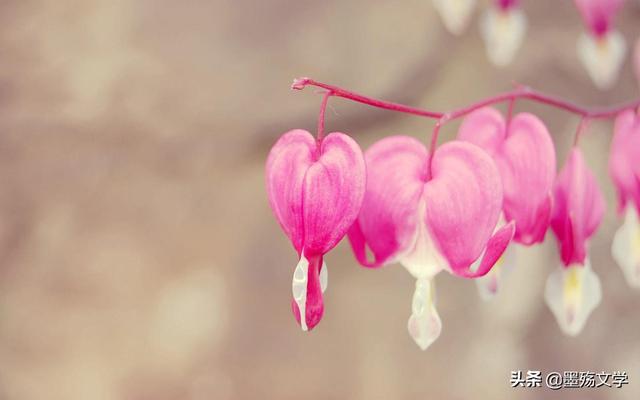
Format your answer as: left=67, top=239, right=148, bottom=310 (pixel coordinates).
left=577, top=30, right=627, bottom=89
left=544, top=259, right=602, bottom=336
left=292, top=254, right=309, bottom=332
left=612, top=206, right=640, bottom=288
left=319, top=260, right=328, bottom=293
left=480, top=7, right=527, bottom=67
left=433, top=0, right=477, bottom=35
left=400, top=201, right=447, bottom=280
left=407, top=278, right=442, bottom=351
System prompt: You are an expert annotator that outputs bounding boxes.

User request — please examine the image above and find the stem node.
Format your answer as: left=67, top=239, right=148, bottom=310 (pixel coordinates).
left=292, top=77, right=310, bottom=91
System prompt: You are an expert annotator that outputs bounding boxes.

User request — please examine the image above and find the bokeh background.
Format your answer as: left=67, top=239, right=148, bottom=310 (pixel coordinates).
left=0, top=0, right=639, bottom=399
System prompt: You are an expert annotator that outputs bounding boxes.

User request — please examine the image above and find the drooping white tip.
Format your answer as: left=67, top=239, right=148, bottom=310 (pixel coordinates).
left=472, top=216, right=516, bottom=300
left=319, top=260, right=328, bottom=293
left=292, top=254, right=310, bottom=331
left=407, top=279, right=442, bottom=350
left=544, top=259, right=602, bottom=336
left=612, top=206, right=640, bottom=289
left=432, top=0, right=477, bottom=36
left=577, top=30, right=627, bottom=90
left=292, top=255, right=327, bottom=332
left=480, top=6, right=527, bottom=67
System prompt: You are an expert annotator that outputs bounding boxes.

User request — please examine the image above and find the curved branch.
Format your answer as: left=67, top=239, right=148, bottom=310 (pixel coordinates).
left=293, top=78, right=640, bottom=121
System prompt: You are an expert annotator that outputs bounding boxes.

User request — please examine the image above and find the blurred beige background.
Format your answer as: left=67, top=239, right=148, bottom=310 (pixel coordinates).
left=0, top=0, right=639, bottom=399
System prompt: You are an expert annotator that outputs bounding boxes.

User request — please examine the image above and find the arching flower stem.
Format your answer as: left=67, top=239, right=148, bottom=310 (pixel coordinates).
left=426, top=116, right=449, bottom=180
left=292, top=77, right=640, bottom=122
left=573, top=116, right=590, bottom=147
left=316, top=90, right=333, bottom=144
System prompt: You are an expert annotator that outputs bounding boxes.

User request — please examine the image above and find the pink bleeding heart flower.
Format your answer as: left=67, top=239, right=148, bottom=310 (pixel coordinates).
left=458, top=107, right=556, bottom=298
left=574, top=0, right=627, bottom=89
left=609, top=110, right=640, bottom=288
left=348, top=137, right=514, bottom=350
left=266, top=129, right=365, bottom=331
left=545, top=148, right=605, bottom=336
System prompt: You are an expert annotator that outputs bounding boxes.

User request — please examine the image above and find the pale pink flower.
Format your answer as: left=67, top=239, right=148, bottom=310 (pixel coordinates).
left=458, top=108, right=556, bottom=298
left=349, top=137, right=514, bottom=349
left=546, top=148, right=605, bottom=336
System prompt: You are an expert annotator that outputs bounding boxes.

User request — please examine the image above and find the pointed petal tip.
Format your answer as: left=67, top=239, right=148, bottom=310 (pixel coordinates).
left=349, top=135, right=428, bottom=269
left=476, top=242, right=516, bottom=300
left=455, top=221, right=515, bottom=279
left=291, top=300, right=323, bottom=332
left=544, top=261, right=602, bottom=336
left=291, top=254, right=325, bottom=332
left=347, top=220, right=387, bottom=269
left=407, top=309, right=442, bottom=351
left=407, top=279, right=442, bottom=351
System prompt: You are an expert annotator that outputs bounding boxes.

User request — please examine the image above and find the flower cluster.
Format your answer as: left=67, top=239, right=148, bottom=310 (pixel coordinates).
left=266, top=77, right=640, bottom=350
left=433, top=0, right=633, bottom=89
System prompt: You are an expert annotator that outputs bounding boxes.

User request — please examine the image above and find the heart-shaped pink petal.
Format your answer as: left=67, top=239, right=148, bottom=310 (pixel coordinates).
left=609, top=110, right=640, bottom=214
left=499, top=113, right=556, bottom=244
left=266, top=129, right=366, bottom=257
left=424, top=141, right=511, bottom=277
left=457, top=107, right=506, bottom=158
left=350, top=137, right=513, bottom=278
left=348, top=136, right=427, bottom=267
left=458, top=108, right=556, bottom=245
left=266, top=129, right=315, bottom=253
left=551, top=148, right=605, bottom=266
left=266, top=129, right=365, bottom=331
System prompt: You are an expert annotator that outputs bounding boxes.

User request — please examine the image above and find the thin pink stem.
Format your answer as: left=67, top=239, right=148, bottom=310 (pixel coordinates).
left=426, top=117, right=448, bottom=180
left=317, top=90, right=333, bottom=143
left=573, top=117, right=590, bottom=147
left=292, top=77, right=640, bottom=122
left=293, top=78, right=442, bottom=119
left=447, top=92, right=520, bottom=120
